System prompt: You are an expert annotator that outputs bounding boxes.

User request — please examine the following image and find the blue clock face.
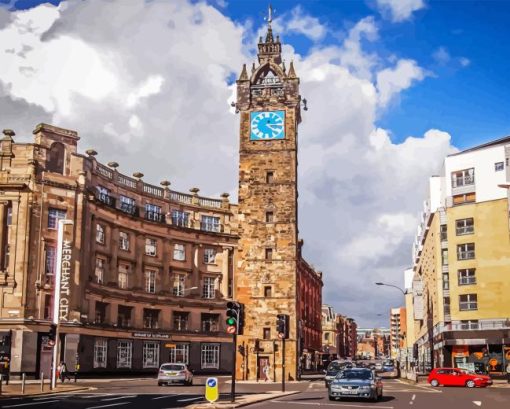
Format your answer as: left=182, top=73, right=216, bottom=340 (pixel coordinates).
left=250, top=110, right=285, bottom=140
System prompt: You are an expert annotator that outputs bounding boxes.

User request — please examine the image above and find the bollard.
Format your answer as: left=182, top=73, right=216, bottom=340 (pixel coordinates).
left=21, top=373, right=25, bottom=394
left=0, top=374, right=3, bottom=396
left=41, top=372, right=44, bottom=392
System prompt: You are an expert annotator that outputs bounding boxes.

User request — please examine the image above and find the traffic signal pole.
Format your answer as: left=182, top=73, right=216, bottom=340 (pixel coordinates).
left=231, top=332, right=237, bottom=403
left=282, top=337, right=285, bottom=392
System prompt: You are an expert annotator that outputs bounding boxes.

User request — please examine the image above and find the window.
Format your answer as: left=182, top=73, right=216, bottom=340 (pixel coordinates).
left=95, top=257, right=105, bottom=284
left=168, top=344, right=189, bottom=363
left=117, top=340, right=132, bottom=368
left=97, top=186, right=114, bottom=206
left=460, top=320, right=479, bottom=330
left=457, top=243, right=475, bottom=260
left=325, top=332, right=330, bottom=341
left=204, top=248, right=216, bottom=264
left=143, top=342, right=160, bottom=368
left=263, top=328, right=271, bottom=340
left=266, top=171, right=274, bottom=183
left=456, top=218, right=474, bottom=235
left=173, top=273, right=185, bottom=296
left=202, top=277, right=216, bottom=299
left=145, top=203, right=163, bottom=222
left=119, top=231, right=129, bottom=251
left=201, top=344, right=220, bottom=369
left=453, top=193, right=476, bottom=205
left=96, top=224, right=105, bottom=244
left=440, top=225, right=447, bottom=241
left=145, top=270, right=156, bottom=294
left=143, top=309, right=160, bottom=329
left=451, top=168, right=475, bottom=187
left=118, top=264, right=129, bottom=289
left=444, top=297, right=451, bottom=315
left=201, top=313, right=219, bottom=332
left=495, top=162, right=504, bottom=172
left=442, top=273, right=449, bottom=290
left=459, top=294, right=478, bottom=311
left=201, top=215, right=220, bottom=232
left=95, top=301, right=107, bottom=323
left=173, top=312, right=189, bottom=331
left=266, top=211, right=274, bottom=223
left=145, top=238, right=157, bottom=256
left=46, top=142, right=65, bottom=174
left=48, top=208, right=66, bottom=229
left=45, top=245, right=56, bottom=276
left=265, top=248, right=273, bottom=260
left=93, top=339, right=107, bottom=368
left=171, top=210, right=190, bottom=228
left=117, top=305, right=132, bottom=327
left=458, top=268, right=476, bottom=285
left=173, top=243, right=185, bottom=261
left=119, top=195, right=136, bottom=215
left=264, top=286, right=272, bottom=297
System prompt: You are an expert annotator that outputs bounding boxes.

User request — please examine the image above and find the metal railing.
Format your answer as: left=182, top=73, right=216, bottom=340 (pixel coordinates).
left=145, top=211, right=165, bottom=223
left=456, top=226, right=474, bottom=235
left=119, top=203, right=138, bottom=216
left=97, top=192, right=116, bottom=208
left=200, top=222, right=222, bottom=233
left=457, top=250, right=475, bottom=260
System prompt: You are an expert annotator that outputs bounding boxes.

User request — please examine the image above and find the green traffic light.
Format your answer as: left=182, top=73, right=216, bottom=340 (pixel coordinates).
left=226, top=317, right=236, bottom=326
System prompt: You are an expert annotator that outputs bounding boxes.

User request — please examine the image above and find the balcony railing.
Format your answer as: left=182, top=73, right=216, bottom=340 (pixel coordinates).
left=171, top=217, right=192, bottom=228
left=120, top=203, right=139, bottom=216
left=459, top=276, right=476, bottom=285
left=97, top=192, right=116, bottom=208
left=456, top=226, right=474, bottom=235
left=457, top=250, right=475, bottom=260
left=200, top=222, right=222, bottom=233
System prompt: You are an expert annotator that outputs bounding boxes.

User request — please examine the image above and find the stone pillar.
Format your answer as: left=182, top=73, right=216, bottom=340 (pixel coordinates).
left=108, top=302, right=118, bottom=325
left=134, top=233, right=144, bottom=290
left=133, top=305, right=144, bottom=328
left=220, top=247, right=229, bottom=298
left=191, top=244, right=200, bottom=288
left=161, top=239, right=170, bottom=292
left=110, top=226, right=119, bottom=285
left=161, top=306, right=172, bottom=331
left=0, top=201, right=6, bottom=269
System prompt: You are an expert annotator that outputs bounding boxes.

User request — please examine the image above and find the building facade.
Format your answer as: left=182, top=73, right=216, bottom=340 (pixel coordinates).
left=336, top=315, right=357, bottom=359
left=0, top=125, right=238, bottom=377
left=235, top=15, right=321, bottom=381
left=408, top=137, right=510, bottom=374
left=321, top=305, right=337, bottom=358
left=389, top=307, right=406, bottom=360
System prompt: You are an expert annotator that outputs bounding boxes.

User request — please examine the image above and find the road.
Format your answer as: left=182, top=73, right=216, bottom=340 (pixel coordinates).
left=0, top=377, right=508, bottom=409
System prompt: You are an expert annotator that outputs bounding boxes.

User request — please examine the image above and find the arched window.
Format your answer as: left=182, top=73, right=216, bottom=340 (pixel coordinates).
left=46, top=142, right=65, bottom=174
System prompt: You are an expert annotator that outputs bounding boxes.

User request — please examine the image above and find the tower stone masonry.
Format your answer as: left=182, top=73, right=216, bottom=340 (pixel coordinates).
left=235, top=16, right=303, bottom=381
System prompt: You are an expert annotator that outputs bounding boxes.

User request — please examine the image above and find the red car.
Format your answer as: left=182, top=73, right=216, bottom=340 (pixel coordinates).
left=428, top=368, right=492, bottom=388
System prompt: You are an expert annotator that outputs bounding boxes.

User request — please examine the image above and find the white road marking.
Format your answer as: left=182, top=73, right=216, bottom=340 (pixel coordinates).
left=151, top=394, right=178, bottom=400
left=85, top=403, right=131, bottom=409
left=1, top=401, right=60, bottom=408
left=270, top=400, right=394, bottom=409
left=177, top=396, right=203, bottom=402
left=473, top=401, right=482, bottom=407
left=101, top=395, right=137, bottom=401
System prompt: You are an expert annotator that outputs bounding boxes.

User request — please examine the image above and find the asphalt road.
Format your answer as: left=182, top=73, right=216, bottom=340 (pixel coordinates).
left=0, top=378, right=508, bottom=409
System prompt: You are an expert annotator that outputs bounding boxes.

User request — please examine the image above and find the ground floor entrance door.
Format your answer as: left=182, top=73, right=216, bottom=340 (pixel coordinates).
left=258, top=356, right=270, bottom=381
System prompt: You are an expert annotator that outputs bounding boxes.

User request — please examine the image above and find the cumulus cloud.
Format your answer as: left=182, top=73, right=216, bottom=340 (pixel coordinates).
left=375, top=0, right=425, bottom=22
left=283, top=5, right=327, bottom=41
left=0, top=0, right=456, bottom=326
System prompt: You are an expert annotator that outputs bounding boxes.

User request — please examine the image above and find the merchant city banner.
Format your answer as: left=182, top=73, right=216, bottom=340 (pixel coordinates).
left=52, top=219, right=74, bottom=324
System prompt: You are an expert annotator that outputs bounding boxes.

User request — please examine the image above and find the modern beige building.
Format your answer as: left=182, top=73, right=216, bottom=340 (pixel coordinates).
left=408, top=137, right=510, bottom=374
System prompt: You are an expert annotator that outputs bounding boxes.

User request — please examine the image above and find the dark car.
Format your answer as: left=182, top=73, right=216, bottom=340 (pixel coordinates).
left=324, top=361, right=351, bottom=387
left=329, top=368, right=383, bottom=402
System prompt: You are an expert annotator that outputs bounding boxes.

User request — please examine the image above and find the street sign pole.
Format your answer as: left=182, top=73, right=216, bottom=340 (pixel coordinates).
left=282, top=337, right=286, bottom=392
left=231, top=332, right=237, bottom=402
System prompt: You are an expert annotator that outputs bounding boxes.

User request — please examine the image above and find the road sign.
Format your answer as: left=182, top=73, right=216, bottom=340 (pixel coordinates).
left=205, top=377, right=219, bottom=403
left=278, top=332, right=284, bottom=339
left=227, top=325, right=236, bottom=334
left=48, top=340, right=55, bottom=347
left=164, top=343, right=176, bottom=348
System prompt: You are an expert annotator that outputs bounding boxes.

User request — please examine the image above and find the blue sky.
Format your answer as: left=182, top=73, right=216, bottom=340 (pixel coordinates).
left=5, top=1, right=510, bottom=147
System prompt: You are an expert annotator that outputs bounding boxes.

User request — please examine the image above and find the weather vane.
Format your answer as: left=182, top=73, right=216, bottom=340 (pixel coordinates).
left=264, top=4, right=274, bottom=27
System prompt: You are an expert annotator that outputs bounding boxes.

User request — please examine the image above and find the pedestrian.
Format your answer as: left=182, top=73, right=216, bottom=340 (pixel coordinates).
left=74, top=362, right=80, bottom=383
left=263, top=363, right=271, bottom=382
left=506, top=361, right=510, bottom=384
left=60, top=362, right=71, bottom=383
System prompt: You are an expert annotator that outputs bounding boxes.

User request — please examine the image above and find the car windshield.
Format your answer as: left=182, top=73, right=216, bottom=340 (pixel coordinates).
left=161, top=364, right=184, bottom=371
left=337, top=370, right=372, bottom=380
left=327, top=362, right=342, bottom=371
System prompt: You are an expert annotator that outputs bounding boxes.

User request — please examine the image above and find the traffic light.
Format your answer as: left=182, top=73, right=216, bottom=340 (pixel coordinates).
left=276, top=314, right=289, bottom=339
left=48, top=324, right=57, bottom=342
left=226, top=301, right=244, bottom=335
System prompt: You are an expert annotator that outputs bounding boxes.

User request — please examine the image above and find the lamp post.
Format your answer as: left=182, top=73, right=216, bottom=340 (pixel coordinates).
left=375, top=282, right=407, bottom=376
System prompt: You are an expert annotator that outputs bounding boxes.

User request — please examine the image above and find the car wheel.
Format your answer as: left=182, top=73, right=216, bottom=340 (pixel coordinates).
left=430, top=379, right=439, bottom=387
left=158, top=382, right=163, bottom=386
left=328, top=396, right=336, bottom=401
left=466, top=380, right=476, bottom=388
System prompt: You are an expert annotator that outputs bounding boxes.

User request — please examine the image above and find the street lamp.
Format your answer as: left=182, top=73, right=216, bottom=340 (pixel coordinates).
left=374, top=282, right=406, bottom=295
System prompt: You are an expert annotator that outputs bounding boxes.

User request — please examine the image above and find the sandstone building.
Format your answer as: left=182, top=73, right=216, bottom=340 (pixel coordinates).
left=0, top=125, right=238, bottom=376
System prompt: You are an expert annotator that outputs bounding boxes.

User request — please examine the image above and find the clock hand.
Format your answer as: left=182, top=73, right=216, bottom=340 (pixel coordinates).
left=266, top=123, right=283, bottom=131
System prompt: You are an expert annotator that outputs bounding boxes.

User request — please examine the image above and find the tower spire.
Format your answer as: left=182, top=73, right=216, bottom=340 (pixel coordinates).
left=258, top=4, right=281, bottom=64
left=265, top=4, right=274, bottom=43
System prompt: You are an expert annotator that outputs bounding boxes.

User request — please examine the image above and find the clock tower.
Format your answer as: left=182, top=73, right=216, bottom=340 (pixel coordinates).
left=235, top=6, right=302, bottom=381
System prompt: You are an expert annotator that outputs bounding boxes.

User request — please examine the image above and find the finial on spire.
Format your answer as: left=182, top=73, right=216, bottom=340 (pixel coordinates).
left=267, top=4, right=273, bottom=27
left=239, top=64, right=248, bottom=81
left=264, top=4, right=274, bottom=43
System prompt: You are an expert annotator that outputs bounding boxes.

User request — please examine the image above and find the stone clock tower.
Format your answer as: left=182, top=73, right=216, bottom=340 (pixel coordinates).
left=235, top=8, right=302, bottom=381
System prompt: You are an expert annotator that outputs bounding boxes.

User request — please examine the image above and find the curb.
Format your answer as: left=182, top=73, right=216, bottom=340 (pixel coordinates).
left=0, top=386, right=94, bottom=399
left=187, top=390, right=300, bottom=409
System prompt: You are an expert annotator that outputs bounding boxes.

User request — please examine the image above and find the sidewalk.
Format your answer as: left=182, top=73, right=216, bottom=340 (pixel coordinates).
left=188, top=391, right=299, bottom=409
left=0, top=383, right=91, bottom=398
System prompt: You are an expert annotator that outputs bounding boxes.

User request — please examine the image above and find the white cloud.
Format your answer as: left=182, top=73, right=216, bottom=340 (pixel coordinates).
left=432, top=46, right=450, bottom=65
left=375, top=0, right=426, bottom=22
left=284, top=5, right=326, bottom=41
left=0, top=1, right=456, bottom=327
left=459, top=57, right=471, bottom=67
left=376, top=59, right=426, bottom=107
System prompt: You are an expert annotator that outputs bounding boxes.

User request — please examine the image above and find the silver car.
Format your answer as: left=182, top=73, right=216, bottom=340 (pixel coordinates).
left=329, top=368, right=383, bottom=402
left=157, top=363, right=193, bottom=386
